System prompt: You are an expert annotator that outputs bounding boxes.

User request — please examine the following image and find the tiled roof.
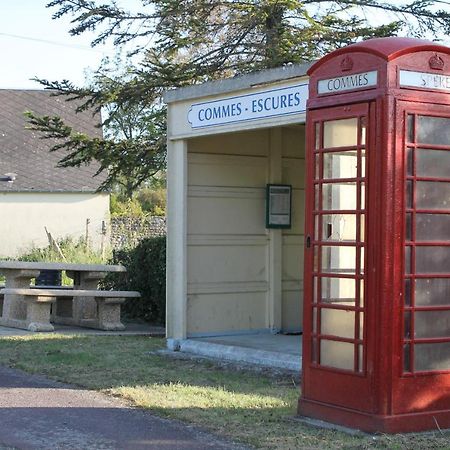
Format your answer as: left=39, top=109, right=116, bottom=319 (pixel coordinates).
left=0, top=89, right=107, bottom=193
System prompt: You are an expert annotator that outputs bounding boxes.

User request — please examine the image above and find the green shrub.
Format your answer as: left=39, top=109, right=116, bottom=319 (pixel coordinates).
left=106, top=236, right=166, bottom=324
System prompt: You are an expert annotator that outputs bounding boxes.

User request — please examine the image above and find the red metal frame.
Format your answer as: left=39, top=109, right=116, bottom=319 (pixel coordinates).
left=299, top=37, right=450, bottom=433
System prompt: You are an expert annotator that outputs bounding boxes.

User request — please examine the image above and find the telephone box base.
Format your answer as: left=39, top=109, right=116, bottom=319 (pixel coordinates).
left=298, top=398, right=450, bottom=434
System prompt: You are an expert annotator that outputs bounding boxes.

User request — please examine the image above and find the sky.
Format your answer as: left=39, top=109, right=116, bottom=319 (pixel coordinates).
left=1, top=1, right=449, bottom=90
left=0, top=1, right=119, bottom=89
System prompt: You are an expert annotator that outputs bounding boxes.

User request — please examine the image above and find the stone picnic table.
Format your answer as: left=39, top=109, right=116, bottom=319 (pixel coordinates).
left=0, top=261, right=140, bottom=332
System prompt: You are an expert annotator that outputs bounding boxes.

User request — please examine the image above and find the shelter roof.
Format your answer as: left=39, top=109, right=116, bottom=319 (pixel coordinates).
left=163, top=62, right=313, bottom=104
left=0, top=89, right=107, bottom=193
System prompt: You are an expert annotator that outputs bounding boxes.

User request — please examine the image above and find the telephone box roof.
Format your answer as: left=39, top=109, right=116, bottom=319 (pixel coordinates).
left=308, top=37, right=450, bottom=74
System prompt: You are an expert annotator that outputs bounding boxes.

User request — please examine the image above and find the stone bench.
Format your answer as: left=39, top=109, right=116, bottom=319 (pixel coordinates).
left=0, top=288, right=140, bottom=332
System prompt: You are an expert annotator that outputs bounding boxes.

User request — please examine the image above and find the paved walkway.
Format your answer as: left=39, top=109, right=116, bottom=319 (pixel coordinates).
left=0, top=366, right=248, bottom=450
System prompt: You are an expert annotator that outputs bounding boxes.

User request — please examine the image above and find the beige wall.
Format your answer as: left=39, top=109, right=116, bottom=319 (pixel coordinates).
left=0, top=192, right=110, bottom=257
left=185, top=126, right=305, bottom=336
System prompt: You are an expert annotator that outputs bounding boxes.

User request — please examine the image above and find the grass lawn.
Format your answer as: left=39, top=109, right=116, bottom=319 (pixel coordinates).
left=0, top=334, right=448, bottom=449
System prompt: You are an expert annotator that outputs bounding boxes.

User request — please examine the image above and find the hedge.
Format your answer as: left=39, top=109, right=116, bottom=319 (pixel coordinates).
left=106, top=236, right=166, bottom=324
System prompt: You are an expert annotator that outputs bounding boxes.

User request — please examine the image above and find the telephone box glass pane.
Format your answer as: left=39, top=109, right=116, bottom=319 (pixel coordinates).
left=406, top=181, right=413, bottom=209
left=323, top=118, right=358, bottom=148
left=417, top=116, right=450, bottom=145
left=416, top=278, right=450, bottom=306
left=404, top=279, right=412, bottom=306
left=360, top=183, right=366, bottom=210
left=323, top=151, right=358, bottom=179
left=313, top=246, right=319, bottom=271
left=360, top=279, right=364, bottom=307
left=415, top=310, right=450, bottom=338
left=320, top=340, right=354, bottom=370
left=405, top=246, right=412, bottom=274
left=359, top=313, right=364, bottom=340
left=321, top=214, right=357, bottom=242
left=405, top=213, right=412, bottom=241
left=360, top=117, right=367, bottom=145
left=315, top=123, right=321, bottom=149
left=406, top=148, right=414, bottom=176
left=321, top=309, right=355, bottom=339
left=360, top=214, right=365, bottom=242
left=416, top=181, right=450, bottom=210
left=358, top=345, right=364, bottom=373
left=320, top=277, right=356, bottom=304
left=416, top=149, right=450, bottom=178
left=404, top=311, right=411, bottom=338
left=314, top=154, right=320, bottom=179
left=416, top=246, right=450, bottom=273
left=314, top=215, right=319, bottom=240
left=360, top=247, right=365, bottom=274
left=322, top=183, right=358, bottom=210
left=416, top=214, right=450, bottom=241
left=415, top=342, right=450, bottom=371
left=314, top=184, right=320, bottom=210
left=407, top=114, right=414, bottom=143
left=321, top=246, right=356, bottom=274
left=361, top=149, right=366, bottom=177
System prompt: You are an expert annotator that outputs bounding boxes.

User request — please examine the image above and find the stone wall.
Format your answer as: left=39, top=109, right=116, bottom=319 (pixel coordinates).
left=111, top=216, right=166, bottom=250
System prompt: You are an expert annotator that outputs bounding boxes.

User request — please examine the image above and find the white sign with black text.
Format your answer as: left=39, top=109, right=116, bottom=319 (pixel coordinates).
left=318, top=71, right=378, bottom=95
left=187, top=83, right=308, bottom=129
left=399, top=70, right=450, bottom=92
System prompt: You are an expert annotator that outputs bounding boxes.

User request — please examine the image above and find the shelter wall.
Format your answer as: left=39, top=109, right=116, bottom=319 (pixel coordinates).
left=185, top=126, right=305, bottom=336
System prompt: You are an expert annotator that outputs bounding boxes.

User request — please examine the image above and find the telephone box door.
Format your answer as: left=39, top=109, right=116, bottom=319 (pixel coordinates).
left=302, top=102, right=375, bottom=412
left=394, top=101, right=450, bottom=414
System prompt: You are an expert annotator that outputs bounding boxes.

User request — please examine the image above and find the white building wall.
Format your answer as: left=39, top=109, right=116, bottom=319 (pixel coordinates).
left=0, top=192, right=110, bottom=257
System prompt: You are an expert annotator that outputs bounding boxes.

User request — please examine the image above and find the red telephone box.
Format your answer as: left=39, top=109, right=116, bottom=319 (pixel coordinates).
left=299, top=37, right=450, bottom=433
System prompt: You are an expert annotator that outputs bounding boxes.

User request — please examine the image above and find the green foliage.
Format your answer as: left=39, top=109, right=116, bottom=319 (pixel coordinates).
left=110, top=194, right=146, bottom=217
left=106, top=237, right=166, bottom=324
left=25, top=0, right=450, bottom=193
left=110, top=173, right=166, bottom=217
left=24, top=106, right=166, bottom=194
left=135, top=187, right=166, bottom=216
left=18, top=237, right=106, bottom=265
left=110, top=187, right=166, bottom=217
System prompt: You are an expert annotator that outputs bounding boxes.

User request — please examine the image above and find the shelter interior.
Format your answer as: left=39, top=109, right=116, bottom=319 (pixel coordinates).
left=185, top=125, right=306, bottom=337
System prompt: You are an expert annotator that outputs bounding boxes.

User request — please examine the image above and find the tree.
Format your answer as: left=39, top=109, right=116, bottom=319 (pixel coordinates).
left=26, top=0, right=450, bottom=191
left=26, top=55, right=166, bottom=195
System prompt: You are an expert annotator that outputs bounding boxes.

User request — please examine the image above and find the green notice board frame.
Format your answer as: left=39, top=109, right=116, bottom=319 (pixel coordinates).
left=265, top=184, right=292, bottom=229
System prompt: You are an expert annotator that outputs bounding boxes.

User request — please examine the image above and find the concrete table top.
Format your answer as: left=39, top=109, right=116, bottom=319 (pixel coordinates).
left=0, top=261, right=126, bottom=273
